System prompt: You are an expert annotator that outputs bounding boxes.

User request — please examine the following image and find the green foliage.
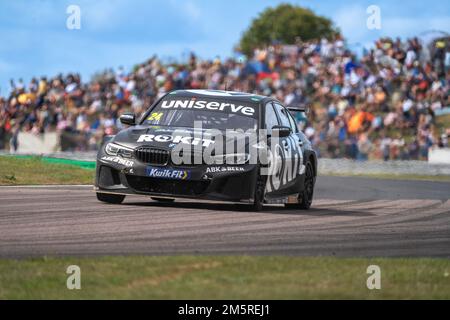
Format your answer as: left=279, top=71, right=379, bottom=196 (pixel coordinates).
left=239, top=3, right=338, bottom=56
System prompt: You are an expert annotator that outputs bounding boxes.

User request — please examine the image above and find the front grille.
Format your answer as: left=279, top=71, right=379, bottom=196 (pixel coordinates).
left=171, top=150, right=208, bottom=166
left=126, top=176, right=209, bottom=196
left=135, top=147, right=169, bottom=165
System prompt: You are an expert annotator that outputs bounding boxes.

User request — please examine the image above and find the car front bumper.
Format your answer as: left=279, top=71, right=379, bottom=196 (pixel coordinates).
left=95, top=157, right=259, bottom=203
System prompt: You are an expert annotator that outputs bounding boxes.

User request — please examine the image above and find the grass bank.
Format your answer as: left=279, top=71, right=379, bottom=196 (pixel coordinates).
left=0, top=256, right=448, bottom=299
left=0, top=156, right=94, bottom=185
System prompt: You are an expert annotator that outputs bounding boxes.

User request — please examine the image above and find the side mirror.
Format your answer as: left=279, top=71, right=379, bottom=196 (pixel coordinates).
left=271, top=125, right=291, bottom=138
left=120, top=113, right=136, bottom=126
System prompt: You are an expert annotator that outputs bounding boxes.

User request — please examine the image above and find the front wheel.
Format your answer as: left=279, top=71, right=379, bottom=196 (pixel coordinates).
left=252, top=173, right=266, bottom=212
left=96, top=192, right=125, bottom=204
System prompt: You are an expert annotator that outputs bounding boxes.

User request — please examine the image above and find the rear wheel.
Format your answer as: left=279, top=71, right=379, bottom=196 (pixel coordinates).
left=151, top=197, right=175, bottom=203
left=96, top=192, right=125, bottom=204
left=285, top=160, right=315, bottom=210
left=298, top=161, right=315, bottom=209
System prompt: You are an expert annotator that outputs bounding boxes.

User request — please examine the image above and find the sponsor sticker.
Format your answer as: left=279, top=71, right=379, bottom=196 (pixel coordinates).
left=265, top=135, right=303, bottom=193
left=137, top=134, right=214, bottom=147
left=146, top=167, right=190, bottom=180
left=206, top=166, right=245, bottom=173
left=160, top=99, right=256, bottom=117
left=101, top=156, right=134, bottom=167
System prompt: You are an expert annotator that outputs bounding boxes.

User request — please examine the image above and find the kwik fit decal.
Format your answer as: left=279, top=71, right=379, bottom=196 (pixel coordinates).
left=146, top=167, right=190, bottom=180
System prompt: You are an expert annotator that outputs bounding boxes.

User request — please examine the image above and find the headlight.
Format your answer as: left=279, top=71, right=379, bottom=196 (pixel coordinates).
left=105, top=143, right=133, bottom=158
left=212, top=153, right=250, bottom=165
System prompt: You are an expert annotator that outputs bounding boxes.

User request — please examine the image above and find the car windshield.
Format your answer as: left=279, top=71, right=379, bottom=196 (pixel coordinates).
left=143, top=97, right=259, bottom=131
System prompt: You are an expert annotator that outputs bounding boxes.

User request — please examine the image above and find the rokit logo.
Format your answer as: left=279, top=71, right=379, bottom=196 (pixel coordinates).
left=266, top=136, right=303, bottom=193
left=161, top=99, right=256, bottom=116
left=137, top=134, right=215, bottom=147
left=146, top=167, right=190, bottom=180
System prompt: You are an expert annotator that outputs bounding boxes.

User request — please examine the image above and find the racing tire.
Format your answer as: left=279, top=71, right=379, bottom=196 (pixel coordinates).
left=96, top=192, right=125, bottom=204
left=285, top=160, right=315, bottom=210
left=151, top=197, right=175, bottom=203
left=252, top=173, right=266, bottom=212
left=298, top=160, right=315, bottom=209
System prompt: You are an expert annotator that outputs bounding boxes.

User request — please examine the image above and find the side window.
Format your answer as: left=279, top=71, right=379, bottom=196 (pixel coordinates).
left=286, top=110, right=299, bottom=133
left=273, top=103, right=291, bottom=128
left=265, top=103, right=280, bottom=133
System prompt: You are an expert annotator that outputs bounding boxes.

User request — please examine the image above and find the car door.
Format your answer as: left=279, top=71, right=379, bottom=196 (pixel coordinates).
left=265, top=102, right=303, bottom=196
left=284, top=106, right=306, bottom=179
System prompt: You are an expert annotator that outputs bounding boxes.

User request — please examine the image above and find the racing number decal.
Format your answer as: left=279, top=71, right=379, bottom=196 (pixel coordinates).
left=147, top=112, right=164, bottom=123
left=266, top=135, right=303, bottom=193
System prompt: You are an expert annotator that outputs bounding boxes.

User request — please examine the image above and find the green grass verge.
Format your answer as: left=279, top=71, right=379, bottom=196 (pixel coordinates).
left=0, top=256, right=449, bottom=299
left=0, top=156, right=94, bottom=185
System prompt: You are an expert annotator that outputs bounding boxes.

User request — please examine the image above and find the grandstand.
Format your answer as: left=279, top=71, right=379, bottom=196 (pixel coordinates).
left=0, top=35, right=449, bottom=161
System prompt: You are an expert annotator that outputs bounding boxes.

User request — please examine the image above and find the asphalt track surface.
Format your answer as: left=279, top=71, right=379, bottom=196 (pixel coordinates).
left=1, top=176, right=449, bottom=258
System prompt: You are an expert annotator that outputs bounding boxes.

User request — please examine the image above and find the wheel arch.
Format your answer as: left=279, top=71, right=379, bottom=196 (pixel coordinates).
left=303, top=150, right=318, bottom=177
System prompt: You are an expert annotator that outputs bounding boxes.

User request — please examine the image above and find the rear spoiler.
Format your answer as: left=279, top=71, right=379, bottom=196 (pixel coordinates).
left=287, top=105, right=309, bottom=114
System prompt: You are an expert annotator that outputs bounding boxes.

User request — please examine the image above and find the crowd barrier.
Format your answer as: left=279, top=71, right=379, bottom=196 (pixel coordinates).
left=429, top=148, right=450, bottom=164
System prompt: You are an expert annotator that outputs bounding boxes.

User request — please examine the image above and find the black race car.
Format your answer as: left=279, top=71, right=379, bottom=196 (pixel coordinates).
left=95, top=90, right=317, bottom=211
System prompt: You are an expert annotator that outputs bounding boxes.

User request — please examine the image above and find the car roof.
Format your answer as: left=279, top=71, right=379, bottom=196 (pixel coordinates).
left=167, top=89, right=268, bottom=105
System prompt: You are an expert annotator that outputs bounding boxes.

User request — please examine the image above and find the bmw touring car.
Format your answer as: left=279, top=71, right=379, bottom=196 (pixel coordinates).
left=94, top=90, right=317, bottom=211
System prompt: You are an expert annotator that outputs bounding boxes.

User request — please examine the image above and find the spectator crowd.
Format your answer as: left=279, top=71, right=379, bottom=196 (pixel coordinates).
left=1, top=34, right=449, bottom=161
